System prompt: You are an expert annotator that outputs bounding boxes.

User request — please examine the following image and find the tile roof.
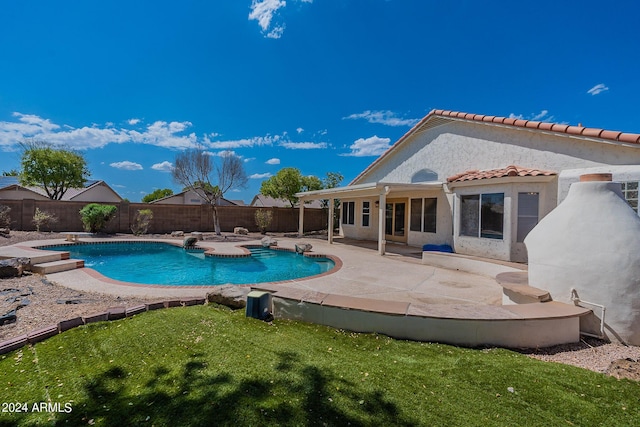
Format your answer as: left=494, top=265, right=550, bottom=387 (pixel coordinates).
left=432, top=109, right=640, bottom=144
left=447, top=165, right=557, bottom=183
left=351, top=108, right=640, bottom=185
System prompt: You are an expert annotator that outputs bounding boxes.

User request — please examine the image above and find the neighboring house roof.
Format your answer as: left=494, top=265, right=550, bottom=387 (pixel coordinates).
left=0, top=177, right=121, bottom=201
left=0, top=176, right=20, bottom=189
left=150, top=188, right=238, bottom=205
left=447, top=165, right=557, bottom=183
left=251, top=194, right=323, bottom=209
left=352, top=109, right=640, bottom=185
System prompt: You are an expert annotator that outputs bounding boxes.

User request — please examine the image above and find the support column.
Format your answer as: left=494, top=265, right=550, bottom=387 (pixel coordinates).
left=298, top=202, right=305, bottom=237
left=328, top=197, right=334, bottom=244
left=378, top=191, right=387, bottom=255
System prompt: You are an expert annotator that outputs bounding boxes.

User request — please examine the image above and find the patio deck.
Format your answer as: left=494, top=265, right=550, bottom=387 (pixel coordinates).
left=0, top=236, right=590, bottom=348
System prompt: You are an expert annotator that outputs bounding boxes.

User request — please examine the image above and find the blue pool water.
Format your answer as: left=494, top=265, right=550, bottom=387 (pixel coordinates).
left=44, top=242, right=335, bottom=286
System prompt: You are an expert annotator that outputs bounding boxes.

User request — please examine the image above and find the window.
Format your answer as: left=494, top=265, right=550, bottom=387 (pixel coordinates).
left=460, top=193, right=504, bottom=240
left=517, top=192, right=539, bottom=242
left=342, top=201, right=355, bottom=225
left=410, top=198, right=437, bottom=233
left=621, top=181, right=639, bottom=214
left=362, top=201, right=370, bottom=227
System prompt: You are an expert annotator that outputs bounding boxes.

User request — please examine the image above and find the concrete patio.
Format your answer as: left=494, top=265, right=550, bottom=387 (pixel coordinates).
left=0, top=236, right=591, bottom=348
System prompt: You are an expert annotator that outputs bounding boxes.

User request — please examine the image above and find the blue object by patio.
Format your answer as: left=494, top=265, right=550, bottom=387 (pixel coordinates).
left=422, top=244, right=454, bottom=253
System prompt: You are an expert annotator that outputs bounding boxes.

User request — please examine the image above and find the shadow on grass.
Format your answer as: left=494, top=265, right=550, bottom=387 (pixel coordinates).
left=49, top=351, right=417, bottom=426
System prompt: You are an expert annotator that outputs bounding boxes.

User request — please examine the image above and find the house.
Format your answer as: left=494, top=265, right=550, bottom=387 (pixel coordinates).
left=250, top=194, right=323, bottom=209
left=297, top=109, right=640, bottom=262
left=0, top=177, right=122, bottom=202
left=149, top=188, right=238, bottom=206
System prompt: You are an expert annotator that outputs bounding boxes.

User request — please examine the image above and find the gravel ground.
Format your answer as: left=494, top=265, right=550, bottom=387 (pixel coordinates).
left=1, top=231, right=639, bottom=380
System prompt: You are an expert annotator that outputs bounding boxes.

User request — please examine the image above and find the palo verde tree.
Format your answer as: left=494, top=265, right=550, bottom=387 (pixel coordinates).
left=172, top=148, right=247, bottom=235
left=259, top=167, right=323, bottom=208
left=19, top=140, right=90, bottom=200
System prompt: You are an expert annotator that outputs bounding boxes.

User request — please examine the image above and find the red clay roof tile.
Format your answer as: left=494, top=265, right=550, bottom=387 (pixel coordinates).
left=581, top=128, right=604, bottom=138
left=447, top=165, right=557, bottom=183
left=618, top=133, right=640, bottom=144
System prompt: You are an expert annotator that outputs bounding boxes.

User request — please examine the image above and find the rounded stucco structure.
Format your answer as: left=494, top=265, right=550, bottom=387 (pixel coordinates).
left=524, top=175, right=640, bottom=345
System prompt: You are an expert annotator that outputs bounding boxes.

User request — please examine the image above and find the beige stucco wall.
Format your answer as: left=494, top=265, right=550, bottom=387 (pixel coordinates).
left=0, top=188, right=48, bottom=201
left=343, top=120, right=640, bottom=261
left=71, top=184, right=121, bottom=203
left=451, top=179, right=557, bottom=262
left=358, top=121, right=640, bottom=187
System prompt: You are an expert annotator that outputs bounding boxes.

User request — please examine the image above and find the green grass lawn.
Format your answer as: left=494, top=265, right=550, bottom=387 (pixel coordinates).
left=1, top=305, right=638, bottom=426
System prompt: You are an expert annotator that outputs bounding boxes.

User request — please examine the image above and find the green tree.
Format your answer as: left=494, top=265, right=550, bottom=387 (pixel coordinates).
left=142, top=188, right=174, bottom=203
left=19, top=140, right=89, bottom=200
left=172, top=148, right=248, bottom=235
left=2, top=169, right=19, bottom=176
left=259, top=167, right=323, bottom=208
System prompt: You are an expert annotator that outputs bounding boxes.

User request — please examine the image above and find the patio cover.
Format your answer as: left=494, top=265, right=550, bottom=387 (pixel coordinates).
left=296, top=181, right=444, bottom=255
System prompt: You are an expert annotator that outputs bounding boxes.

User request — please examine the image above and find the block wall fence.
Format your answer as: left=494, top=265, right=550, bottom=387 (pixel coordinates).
left=0, top=199, right=328, bottom=234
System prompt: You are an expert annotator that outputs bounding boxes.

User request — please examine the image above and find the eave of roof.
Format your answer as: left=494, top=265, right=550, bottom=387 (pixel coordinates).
left=350, top=109, right=640, bottom=185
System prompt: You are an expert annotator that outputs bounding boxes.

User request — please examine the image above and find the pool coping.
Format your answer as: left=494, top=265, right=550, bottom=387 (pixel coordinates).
left=29, top=239, right=343, bottom=290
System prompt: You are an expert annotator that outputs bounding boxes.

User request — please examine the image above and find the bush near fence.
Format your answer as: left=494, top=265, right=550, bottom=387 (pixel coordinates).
left=0, top=199, right=328, bottom=234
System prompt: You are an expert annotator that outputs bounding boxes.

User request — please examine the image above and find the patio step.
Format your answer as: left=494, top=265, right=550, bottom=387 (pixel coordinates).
left=31, top=259, right=85, bottom=274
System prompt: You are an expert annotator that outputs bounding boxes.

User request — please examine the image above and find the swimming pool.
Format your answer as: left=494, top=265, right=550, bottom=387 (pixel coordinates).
left=44, top=242, right=336, bottom=286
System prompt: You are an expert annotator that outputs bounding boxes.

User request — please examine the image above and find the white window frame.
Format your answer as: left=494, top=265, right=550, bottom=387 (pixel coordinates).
left=362, top=201, right=371, bottom=227
left=342, top=201, right=355, bottom=226
left=459, top=193, right=504, bottom=240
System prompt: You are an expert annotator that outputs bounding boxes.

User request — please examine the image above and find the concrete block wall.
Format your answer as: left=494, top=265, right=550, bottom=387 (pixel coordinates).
left=0, top=199, right=328, bottom=234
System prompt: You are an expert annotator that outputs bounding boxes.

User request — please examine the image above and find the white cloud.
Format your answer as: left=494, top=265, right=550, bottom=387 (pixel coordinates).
left=296, top=127, right=304, bottom=134
left=206, top=150, right=241, bottom=158
left=344, top=110, right=420, bottom=127
left=244, top=157, right=256, bottom=163
left=151, top=161, right=174, bottom=172
left=0, top=113, right=198, bottom=151
left=249, top=0, right=286, bottom=38
left=205, top=134, right=280, bottom=149
left=250, top=172, right=273, bottom=179
left=587, top=83, right=609, bottom=96
left=342, top=135, right=392, bottom=157
left=0, top=112, right=327, bottom=156
left=266, top=158, right=281, bottom=165
left=248, top=0, right=311, bottom=39
left=110, top=161, right=143, bottom=170
left=508, top=110, right=554, bottom=122
left=279, top=141, right=327, bottom=149
left=128, top=118, right=141, bottom=125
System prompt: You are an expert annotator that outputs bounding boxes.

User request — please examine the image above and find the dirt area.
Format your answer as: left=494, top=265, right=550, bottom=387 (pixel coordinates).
left=1, top=231, right=639, bottom=380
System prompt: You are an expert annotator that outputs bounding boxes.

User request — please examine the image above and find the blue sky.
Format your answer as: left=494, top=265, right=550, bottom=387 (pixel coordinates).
left=1, top=1, right=639, bottom=202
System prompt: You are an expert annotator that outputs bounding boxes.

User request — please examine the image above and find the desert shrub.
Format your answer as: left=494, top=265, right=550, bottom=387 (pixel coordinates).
left=32, top=207, right=58, bottom=232
left=255, top=209, right=273, bottom=234
left=131, top=209, right=153, bottom=235
left=79, top=203, right=117, bottom=233
left=0, top=205, right=10, bottom=229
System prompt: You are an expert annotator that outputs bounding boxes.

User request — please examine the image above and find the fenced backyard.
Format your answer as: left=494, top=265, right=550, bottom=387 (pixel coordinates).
left=0, top=199, right=328, bottom=234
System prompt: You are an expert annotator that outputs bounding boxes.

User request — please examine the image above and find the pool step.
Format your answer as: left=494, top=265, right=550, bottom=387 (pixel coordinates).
left=250, top=248, right=278, bottom=259
left=32, top=259, right=85, bottom=274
